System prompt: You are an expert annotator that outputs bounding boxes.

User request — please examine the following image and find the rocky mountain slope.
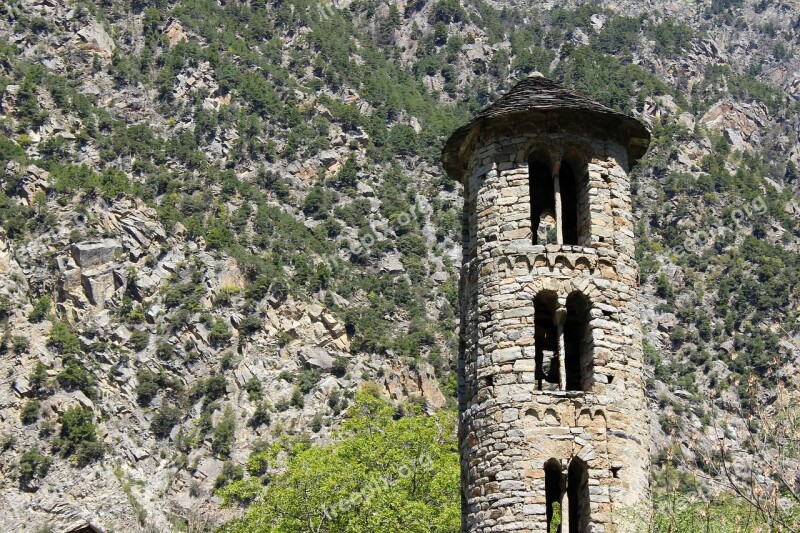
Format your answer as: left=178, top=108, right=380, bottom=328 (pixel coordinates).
left=0, top=0, right=798, bottom=531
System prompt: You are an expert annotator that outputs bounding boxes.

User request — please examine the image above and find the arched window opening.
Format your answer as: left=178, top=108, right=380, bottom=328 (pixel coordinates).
left=568, top=458, right=590, bottom=532
left=529, top=159, right=555, bottom=246
left=564, top=292, right=593, bottom=392
left=559, top=162, right=579, bottom=245
left=534, top=291, right=559, bottom=391
left=544, top=459, right=564, bottom=533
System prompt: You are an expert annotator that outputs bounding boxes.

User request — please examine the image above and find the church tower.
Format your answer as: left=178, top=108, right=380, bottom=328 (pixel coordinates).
left=442, top=76, right=651, bottom=532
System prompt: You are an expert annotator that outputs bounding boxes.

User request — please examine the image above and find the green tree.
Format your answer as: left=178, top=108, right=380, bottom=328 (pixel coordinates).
left=212, top=404, right=236, bottom=457
left=218, top=390, right=459, bottom=532
left=54, top=406, right=104, bottom=465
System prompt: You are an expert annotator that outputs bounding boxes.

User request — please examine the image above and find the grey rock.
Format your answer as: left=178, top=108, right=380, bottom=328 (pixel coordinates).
left=71, top=240, right=122, bottom=269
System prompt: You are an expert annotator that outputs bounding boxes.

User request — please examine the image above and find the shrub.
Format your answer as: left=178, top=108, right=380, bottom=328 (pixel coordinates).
left=129, top=329, right=150, bottom=352
left=310, top=412, right=324, bottom=433
left=237, top=315, right=262, bottom=336
left=247, top=449, right=271, bottom=477
left=332, top=357, right=348, bottom=377
left=135, top=370, right=160, bottom=406
left=302, top=185, right=331, bottom=219
left=28, top=296, right=51, bottom=323
left=28, top=362, right=49, bottom=396
left=275, top=331, right=293, bottom=347
left=151, top=404, right=182, bottom=438
left=212, top=405, right=236, bottom=457
left=18, top=448, right=52, bottom=488
left=221, top=351, right=238, bottom=371
left=209, top=318, right=232, bottom=346
left=20, top=400, right=40, bottom=425
left=54, top=406, right=104, bottom=465
left=205, top=374, right=228, bottom=403
left=214, top=460, right=244, bottom=490
left=156, top=339, right=175, bottom=360
left=244, top=378, right=263, bottom=401
left=56, top=358, right=95, bottom=397
left=297, top=369, right=320, bottom=394
left=290, top=386, right=304, bottom=408
left=12, top=335, right=30, bottom=354
left=249, top=401, right=272, bottom=428
left=331, top=156, right=358, bottom=189
left=47, top=323, right=81, bottom=355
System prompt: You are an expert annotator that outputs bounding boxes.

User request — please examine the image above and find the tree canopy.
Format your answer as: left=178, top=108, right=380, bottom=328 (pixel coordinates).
left=218, top=390, right=459, bottom=533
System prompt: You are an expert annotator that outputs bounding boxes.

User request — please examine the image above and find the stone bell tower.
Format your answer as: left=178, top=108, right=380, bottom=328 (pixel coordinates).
left=442, top=76, right=651, bottom=532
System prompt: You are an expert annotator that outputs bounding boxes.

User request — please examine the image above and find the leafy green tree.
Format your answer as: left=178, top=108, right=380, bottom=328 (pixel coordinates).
left=218, top=390, right=459, bottom=532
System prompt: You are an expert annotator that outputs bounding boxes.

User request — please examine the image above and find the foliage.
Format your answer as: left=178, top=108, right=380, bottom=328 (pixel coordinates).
left=218, top=390, right=459, bottom=532
left=151, top=404, right=183, bottom=438
left=53, top=406, right=104, bottom=466
left=129, top=329, right=150, bottom=352
left=20, top=400, right=40, bottom=425
left=28, top=296, right=51, bottom=323
left=18, top=448, right=52, bottom=488
left=28, top=361, right=49, bottom=397
left=212, top=404, right=236, bottom=457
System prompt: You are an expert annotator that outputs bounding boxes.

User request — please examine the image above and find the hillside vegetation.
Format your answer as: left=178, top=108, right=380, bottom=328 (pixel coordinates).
left=0, top=0, right=799, bottom=531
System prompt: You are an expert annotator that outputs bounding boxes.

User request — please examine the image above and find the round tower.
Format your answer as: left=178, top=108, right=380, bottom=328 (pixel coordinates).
left=442, top=76, right=651, bottom=533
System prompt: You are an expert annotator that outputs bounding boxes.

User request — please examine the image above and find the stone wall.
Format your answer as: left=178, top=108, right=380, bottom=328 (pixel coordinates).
left=458, top=128, right=650, bottom=532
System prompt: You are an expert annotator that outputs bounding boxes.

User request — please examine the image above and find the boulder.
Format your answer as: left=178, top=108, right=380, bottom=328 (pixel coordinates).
left=71, top=240, right=122, bottom=269
left=77, top=22, right=116, bottom=59
left=81, top=268, right=116, bottom=307
left=380, top=254, right=405, bottom=274
left=301, top=346, right=334, bottom=371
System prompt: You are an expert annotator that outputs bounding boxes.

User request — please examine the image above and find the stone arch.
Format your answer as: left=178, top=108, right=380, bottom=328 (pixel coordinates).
left=553, top=254, right=572, bottom=270
left=598, top=258, right=616, bottom=278
left=544, top=458, right=565, bottom=533
left=497, top=257, right=512, bottom=273
left=568, top=457, right=591, bottom=532
left=543, top=408, right=560, bottom=426
left=514, top=255, right=531, bottom=272
left=576, top=408, right=593, bottom=427
left=524, top=408, right=540, bottom=419
left=590, top=409, right=608, bottom=432
left=574, top=256, right=592, bottom=272
left=565, top=291, right=593, bottom=392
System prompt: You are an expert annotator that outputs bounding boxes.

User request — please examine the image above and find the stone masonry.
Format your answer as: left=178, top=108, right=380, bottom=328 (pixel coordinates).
left=442, top=76, right=652, bottom=532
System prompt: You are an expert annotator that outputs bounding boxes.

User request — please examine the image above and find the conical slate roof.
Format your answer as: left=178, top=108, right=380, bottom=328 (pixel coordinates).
left=441, top=76, right=651, bottom=181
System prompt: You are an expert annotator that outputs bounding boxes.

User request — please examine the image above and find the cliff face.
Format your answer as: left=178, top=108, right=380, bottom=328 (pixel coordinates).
left=0, top=0, right=798, bottom=530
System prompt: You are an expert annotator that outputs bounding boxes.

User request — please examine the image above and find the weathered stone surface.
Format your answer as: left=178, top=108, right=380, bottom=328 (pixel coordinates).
left=77, top=22, right=116, bottom=58
left=71, top=240, right=122, bottom=269
left=301, top=346, right=334, bottom=371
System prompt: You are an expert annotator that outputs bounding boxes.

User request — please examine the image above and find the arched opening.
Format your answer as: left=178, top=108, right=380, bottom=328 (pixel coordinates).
left=564, top=292, right=593, bottom=391
left=559, top=162, right=578, bottom=245
left=529, top=158, right=555, bottom=246
left=568, top=458, right=590, bottom=532
left=544, top=459, right=564, bottom=533
left=534, top=291, right=559, bottom=390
